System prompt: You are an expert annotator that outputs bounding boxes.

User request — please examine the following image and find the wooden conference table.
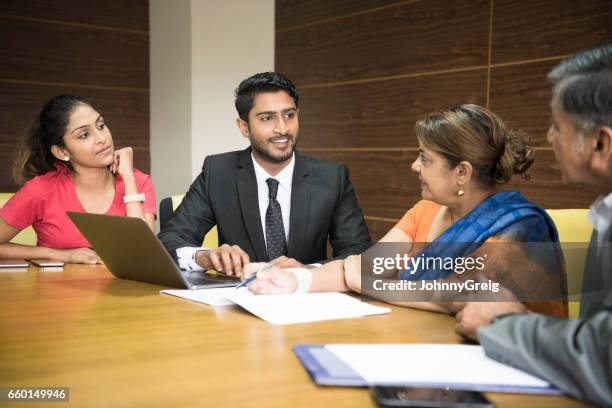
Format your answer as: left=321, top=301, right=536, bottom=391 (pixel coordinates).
left=0, top=265, right=589, bottom=408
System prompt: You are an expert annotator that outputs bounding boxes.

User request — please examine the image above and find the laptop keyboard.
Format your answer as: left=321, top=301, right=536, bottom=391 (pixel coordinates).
left=186, top=273, right=239, bottom=286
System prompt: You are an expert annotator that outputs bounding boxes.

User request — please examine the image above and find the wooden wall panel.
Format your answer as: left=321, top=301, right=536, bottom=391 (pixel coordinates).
left=277, top=0, right=606, bottom=231
left=0, top=2, right=149, bottom=193
left=277, top=0, right=489, bottom=86
left=0, top=146, right=17, bottom=192
left=304, top=150, right=421, bottom=219
left=0, top=83, right=148, bottom=147
left=489, top=60, right=557, bottom=147
left=306, top=149, right=595, bottom=220
left=299, top=69, right=487, bottom=148
left=492, top=0, right=612, bottom=64
left=506, top=150, right=599, bottom=208
left=0, top=17, right=148, bottom=89
left=130, top=146, right=150, bottom=179
left=0, top=0, right=148, bottom=32
left=0, top=82, right=149, bottom=191
left=276, top=0, right=398, bottom=31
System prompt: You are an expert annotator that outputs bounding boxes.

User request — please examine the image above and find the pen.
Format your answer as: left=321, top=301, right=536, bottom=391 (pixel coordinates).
left=235, top=273, right=257, bottom=289
left=236, top=263, right=273, bottom=289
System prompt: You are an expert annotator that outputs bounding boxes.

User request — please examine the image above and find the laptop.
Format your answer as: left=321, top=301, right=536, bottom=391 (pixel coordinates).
left=67, top=212, right=239, bottom=289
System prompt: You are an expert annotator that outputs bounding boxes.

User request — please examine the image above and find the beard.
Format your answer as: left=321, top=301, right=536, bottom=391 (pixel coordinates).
left=249, top=133, right=298, bottom=164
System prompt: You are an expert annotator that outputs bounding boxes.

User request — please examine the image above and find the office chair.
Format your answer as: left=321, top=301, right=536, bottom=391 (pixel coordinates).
left=159, top=194, right=219, bottom=248
left=546, top=209, right=592, bottom=319
left=0, top=193, right=37, bottom=245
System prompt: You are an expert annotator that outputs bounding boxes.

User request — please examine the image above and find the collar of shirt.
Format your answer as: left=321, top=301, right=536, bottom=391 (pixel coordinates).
left=588, top=192, right=612, bottom=238
left=251, top=153, right=295, bottom=192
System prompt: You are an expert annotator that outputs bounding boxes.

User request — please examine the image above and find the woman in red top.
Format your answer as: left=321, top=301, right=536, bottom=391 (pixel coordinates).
left=0, top=94, right=156, bottom=263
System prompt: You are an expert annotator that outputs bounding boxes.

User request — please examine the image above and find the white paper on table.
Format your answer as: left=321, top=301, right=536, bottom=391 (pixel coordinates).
left=225, top=292, right=391, bottom=325
left=160, top=287, right=251, bottom=307
left=324, top=344, right=551, bottom=388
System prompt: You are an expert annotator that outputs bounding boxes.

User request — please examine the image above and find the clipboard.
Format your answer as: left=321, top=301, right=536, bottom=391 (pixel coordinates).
left=293, top=344, right=562, bottom=395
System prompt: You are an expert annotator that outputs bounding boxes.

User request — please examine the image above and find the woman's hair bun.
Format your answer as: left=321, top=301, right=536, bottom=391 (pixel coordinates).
left=494, top=129, right=534, bottom=184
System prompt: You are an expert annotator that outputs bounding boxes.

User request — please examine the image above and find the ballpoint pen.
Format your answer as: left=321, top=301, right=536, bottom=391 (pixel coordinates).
left=235, top=263, right=273, bottom=289
left=235, top=273, right=257, bottom=289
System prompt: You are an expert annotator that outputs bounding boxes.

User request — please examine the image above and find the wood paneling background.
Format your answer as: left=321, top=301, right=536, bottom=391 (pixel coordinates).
left=276, top=0, right=612, bottom=241
left=0, top=0, right=149, bottom=192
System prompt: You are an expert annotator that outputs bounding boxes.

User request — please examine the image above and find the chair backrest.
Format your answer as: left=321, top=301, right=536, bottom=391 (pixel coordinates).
left=0, top=193, right=37, bottom=246
left=546, top=209, right=592, bottom=319
left=159, top=194, right=218, bottom=248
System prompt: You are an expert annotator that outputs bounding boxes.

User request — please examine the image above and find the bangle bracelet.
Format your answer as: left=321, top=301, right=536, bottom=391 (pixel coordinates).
left=287, top=267, right=313, bottom=294
left=343, top=255, right=357, bottom=288
left=124, top=193, right=145, bottom=203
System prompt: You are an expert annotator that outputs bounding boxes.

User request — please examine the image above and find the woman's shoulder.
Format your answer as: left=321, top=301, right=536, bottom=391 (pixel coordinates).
left=396, top=199, right=442, bottom=238
left=21, top=165, right=70, bottom=195
left=1, top=167, right=69, bottom=225
left=409, top=200, right=442, bottom=217
left=398, top=200, right=442, bottom=222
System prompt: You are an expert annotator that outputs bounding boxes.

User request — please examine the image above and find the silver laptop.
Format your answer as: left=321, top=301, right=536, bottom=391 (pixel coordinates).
left=67, top=212, right=239, bottom=289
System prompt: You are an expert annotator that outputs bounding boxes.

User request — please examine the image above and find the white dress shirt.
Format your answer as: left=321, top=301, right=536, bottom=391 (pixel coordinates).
left=588, top=192, right=612, bottom=243
left=176, top=153, right=295, bottom=271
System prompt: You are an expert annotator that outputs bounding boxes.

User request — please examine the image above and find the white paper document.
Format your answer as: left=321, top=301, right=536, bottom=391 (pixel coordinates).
left=324, top=344, right=552, bottom=390
left=161, top=289, right=390, bottom=324
left=226, top=292, right=390, bottom=325
left=160, top=287, right=241, bottom=307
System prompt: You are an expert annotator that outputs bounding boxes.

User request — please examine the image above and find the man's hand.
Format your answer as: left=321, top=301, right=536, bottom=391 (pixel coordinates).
left=455, top=302, right=528, bottom=342
left=194, top=244, right=250, bottom=276
left=269, top=256, right=305, bottom=268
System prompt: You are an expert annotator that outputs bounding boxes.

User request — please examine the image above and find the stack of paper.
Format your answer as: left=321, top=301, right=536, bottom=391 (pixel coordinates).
left=161, top=287, right=237, bottom=307
left=160, top=289, right=390, bottom=325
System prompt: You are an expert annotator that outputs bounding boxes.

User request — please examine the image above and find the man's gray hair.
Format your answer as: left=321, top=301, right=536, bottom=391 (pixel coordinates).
left=548, top=44, right=612, bottom=134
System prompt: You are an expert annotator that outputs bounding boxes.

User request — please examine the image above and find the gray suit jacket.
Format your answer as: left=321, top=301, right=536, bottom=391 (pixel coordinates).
left=478, top=226, right=612, bottom=407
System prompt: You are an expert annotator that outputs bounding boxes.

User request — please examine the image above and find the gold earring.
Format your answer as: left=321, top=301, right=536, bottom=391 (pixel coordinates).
left=457, top=185, right=464, bottom=197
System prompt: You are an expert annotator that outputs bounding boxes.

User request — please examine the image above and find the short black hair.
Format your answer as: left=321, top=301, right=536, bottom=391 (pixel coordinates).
left=549, top=43, right=612, bottom=132
left=234, top=72, right=299, bottom=122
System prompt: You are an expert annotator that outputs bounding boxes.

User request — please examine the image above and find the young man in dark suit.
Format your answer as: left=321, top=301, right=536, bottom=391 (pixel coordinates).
left=159, top=72, right=371, bottom=275
left=455, top=44, right=612, bottom=406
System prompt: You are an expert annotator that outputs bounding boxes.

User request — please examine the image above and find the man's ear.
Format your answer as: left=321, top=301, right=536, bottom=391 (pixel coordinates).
left=591, top=126, right=612, bottom=173
left=456, top=161, right=474, bottom=184
left=236, top=117, right=250, bottom=139
left=50, top=145, right=69, bottom=161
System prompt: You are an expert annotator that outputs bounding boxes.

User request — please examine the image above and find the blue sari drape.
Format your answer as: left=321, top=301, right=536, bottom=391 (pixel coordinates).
left=400, top=190, right=560, bottom=280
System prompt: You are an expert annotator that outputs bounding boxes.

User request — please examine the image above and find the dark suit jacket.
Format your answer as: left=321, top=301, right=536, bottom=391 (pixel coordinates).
left=478, top=225, right=612, bottom=407
left=158, top=148, right=371, bottom=264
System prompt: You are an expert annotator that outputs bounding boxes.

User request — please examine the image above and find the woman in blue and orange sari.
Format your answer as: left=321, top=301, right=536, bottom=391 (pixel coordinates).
left=243, top=104, right=567, bottom=317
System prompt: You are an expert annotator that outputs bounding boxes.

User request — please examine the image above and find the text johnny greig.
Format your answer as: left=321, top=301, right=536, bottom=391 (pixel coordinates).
left=369, top=253, right=500, bottom=293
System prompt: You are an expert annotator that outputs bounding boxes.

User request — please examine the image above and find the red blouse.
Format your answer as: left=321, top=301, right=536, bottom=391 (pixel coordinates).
left=0, top=164, right=156, bottom=249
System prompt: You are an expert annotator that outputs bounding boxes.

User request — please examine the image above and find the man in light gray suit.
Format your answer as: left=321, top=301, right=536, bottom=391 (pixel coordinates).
left=455, top=44, right=612, bottom=407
